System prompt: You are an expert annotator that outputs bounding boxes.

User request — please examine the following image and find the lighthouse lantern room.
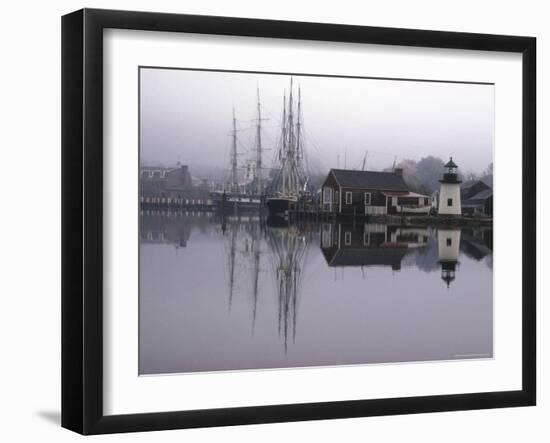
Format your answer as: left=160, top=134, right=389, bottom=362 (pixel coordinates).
left=438, top=157, right=462, bottom=215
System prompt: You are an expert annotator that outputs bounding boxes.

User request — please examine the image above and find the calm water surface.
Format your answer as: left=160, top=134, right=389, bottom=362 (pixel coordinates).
left=139, top=212, right=493, bottom=375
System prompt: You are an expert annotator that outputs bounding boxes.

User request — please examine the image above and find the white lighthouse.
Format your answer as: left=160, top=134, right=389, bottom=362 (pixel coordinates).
left=438, top=157, right=462, bottom=215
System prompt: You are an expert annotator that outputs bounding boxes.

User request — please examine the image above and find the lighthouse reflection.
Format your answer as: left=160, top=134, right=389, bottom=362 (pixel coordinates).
left=438, top=229, right=461, bottom=287
left=139, top=212, right=493, bottom=374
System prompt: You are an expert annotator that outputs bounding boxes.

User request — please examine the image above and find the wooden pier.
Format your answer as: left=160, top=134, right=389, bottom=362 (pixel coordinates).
left=140, top=195, right=492, bottom=228
left=140, top=196, right=216, bottom=212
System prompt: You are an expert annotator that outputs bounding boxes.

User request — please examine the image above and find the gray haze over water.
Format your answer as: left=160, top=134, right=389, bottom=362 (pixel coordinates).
left=140, top=67, right=494, bottom=176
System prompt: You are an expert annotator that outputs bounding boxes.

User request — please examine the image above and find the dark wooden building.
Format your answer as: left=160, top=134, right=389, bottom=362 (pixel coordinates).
left=460, top=180, right=493, bottom=216
left=321, top=169, right=430, bottom=216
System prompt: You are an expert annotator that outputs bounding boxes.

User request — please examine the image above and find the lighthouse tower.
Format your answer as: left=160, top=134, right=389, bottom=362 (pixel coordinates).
left=438, top=157, right=462, bottom=215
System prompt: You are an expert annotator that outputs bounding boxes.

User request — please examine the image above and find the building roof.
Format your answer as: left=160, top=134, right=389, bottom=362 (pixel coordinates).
left=444, top=157, right=458, bottom=168
left=460, top=180, right=478, bottom=190
left=381, top=191, right=410, bottom=197
left=460, top=180, right=492, bottom=200
left=461, top=179, right=490, bottom=191
left=463, top=188, right=493, bottom=203
left=471, top=189, right=493, bottom=200
left=329, top=169, right=409, bottom=191
left=383, top=191, right=430, bottom=198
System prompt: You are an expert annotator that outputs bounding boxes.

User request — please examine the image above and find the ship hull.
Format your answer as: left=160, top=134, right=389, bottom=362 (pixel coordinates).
left=212, top=192, right=262, bottom=213
left=266, top=197, right=296, bottom=217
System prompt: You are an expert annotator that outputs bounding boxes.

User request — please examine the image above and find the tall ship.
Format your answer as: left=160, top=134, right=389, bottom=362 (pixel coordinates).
left=213, top=88, right=266, bottom=213
left=266, top=79, right=309, bottom=217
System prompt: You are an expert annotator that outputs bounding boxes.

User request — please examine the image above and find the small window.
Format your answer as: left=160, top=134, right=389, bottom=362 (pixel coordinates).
left=446, top=238, right=452, bottom=246
left=345, top=192, right=352, bottom=204
left=364, top=192, right=371, bottom=206
left=345, top=231, right=352, bottom=245
left=447, top=198, right=453, bottom=207
left=323, top=188, right=332, bottom=203
left=363, top=231, right=370, bottom=246
left=335, top=191, right=339, bottom=203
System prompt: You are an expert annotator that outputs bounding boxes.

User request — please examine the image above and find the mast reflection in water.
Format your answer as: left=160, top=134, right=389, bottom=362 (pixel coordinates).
left=139, top=212, right=493, bottom=374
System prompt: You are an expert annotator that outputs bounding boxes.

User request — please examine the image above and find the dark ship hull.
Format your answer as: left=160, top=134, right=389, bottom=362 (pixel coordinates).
left=266, top=197, right=297, bottom=217
left=212, top=192, right=262, bottom=213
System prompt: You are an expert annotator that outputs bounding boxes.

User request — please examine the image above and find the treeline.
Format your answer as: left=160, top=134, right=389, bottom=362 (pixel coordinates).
left=383, top=156, right=493, bottom=195
left=307, top=156, right=493, bottom=195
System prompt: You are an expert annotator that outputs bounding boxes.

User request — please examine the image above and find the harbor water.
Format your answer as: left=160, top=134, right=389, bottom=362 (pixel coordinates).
left=139, top=212, right=493, bottom=375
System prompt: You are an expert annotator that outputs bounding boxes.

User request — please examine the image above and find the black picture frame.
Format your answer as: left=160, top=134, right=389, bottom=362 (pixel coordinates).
left=62, top=8, right=536, bottom=435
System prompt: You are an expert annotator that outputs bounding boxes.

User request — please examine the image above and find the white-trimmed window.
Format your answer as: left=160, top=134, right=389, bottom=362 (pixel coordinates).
left=363, top=231, right=370, bottom=246
left=345, top=231, right=352, bottom=245
left=345, top=192, right=352, bottom=205
left=323, top=187, right=332, bottom=203
left=364, top=192, right=371, bottom=205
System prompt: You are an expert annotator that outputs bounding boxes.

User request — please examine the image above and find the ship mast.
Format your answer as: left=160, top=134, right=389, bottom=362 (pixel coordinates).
left=255, top=87, right=263, bottom=195
left=230, top=107, right=238, bottom=193
left=281, top=91, right=287, bottom=195
left=296, top=86, right=302, bottom=161
left=271, top=78, right=308, bottom=199
left=287, top=78, right=294, bottom=148
left=287, top=78, right=295, bottom=194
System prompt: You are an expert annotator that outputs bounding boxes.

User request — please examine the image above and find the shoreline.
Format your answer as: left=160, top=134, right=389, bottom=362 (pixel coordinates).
left=366, top=214, right=493, bottom=227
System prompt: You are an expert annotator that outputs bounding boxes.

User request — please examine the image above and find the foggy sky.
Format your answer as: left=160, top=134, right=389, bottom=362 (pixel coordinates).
left=140, top=68, right=494, bottom=176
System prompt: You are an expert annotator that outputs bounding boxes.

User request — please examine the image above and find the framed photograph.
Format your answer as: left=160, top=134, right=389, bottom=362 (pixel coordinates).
left=62, top=8, right=536, bottom=434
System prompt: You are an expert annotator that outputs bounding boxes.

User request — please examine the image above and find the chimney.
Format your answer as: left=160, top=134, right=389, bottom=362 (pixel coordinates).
left=394, top=167, right=403, bottom=177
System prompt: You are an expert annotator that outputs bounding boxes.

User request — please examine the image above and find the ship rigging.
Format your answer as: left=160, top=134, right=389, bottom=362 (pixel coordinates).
left=266, top=78, right=310, bottom=217
left=215, top=88, right=267, bottom=212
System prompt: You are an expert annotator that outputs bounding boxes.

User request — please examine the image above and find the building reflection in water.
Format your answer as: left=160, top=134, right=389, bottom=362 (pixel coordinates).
left=320, top=223, right=429, bottom=272
left=140, top=211, right=493, bottom=355
left=319, top=222, right=493, bottom=290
